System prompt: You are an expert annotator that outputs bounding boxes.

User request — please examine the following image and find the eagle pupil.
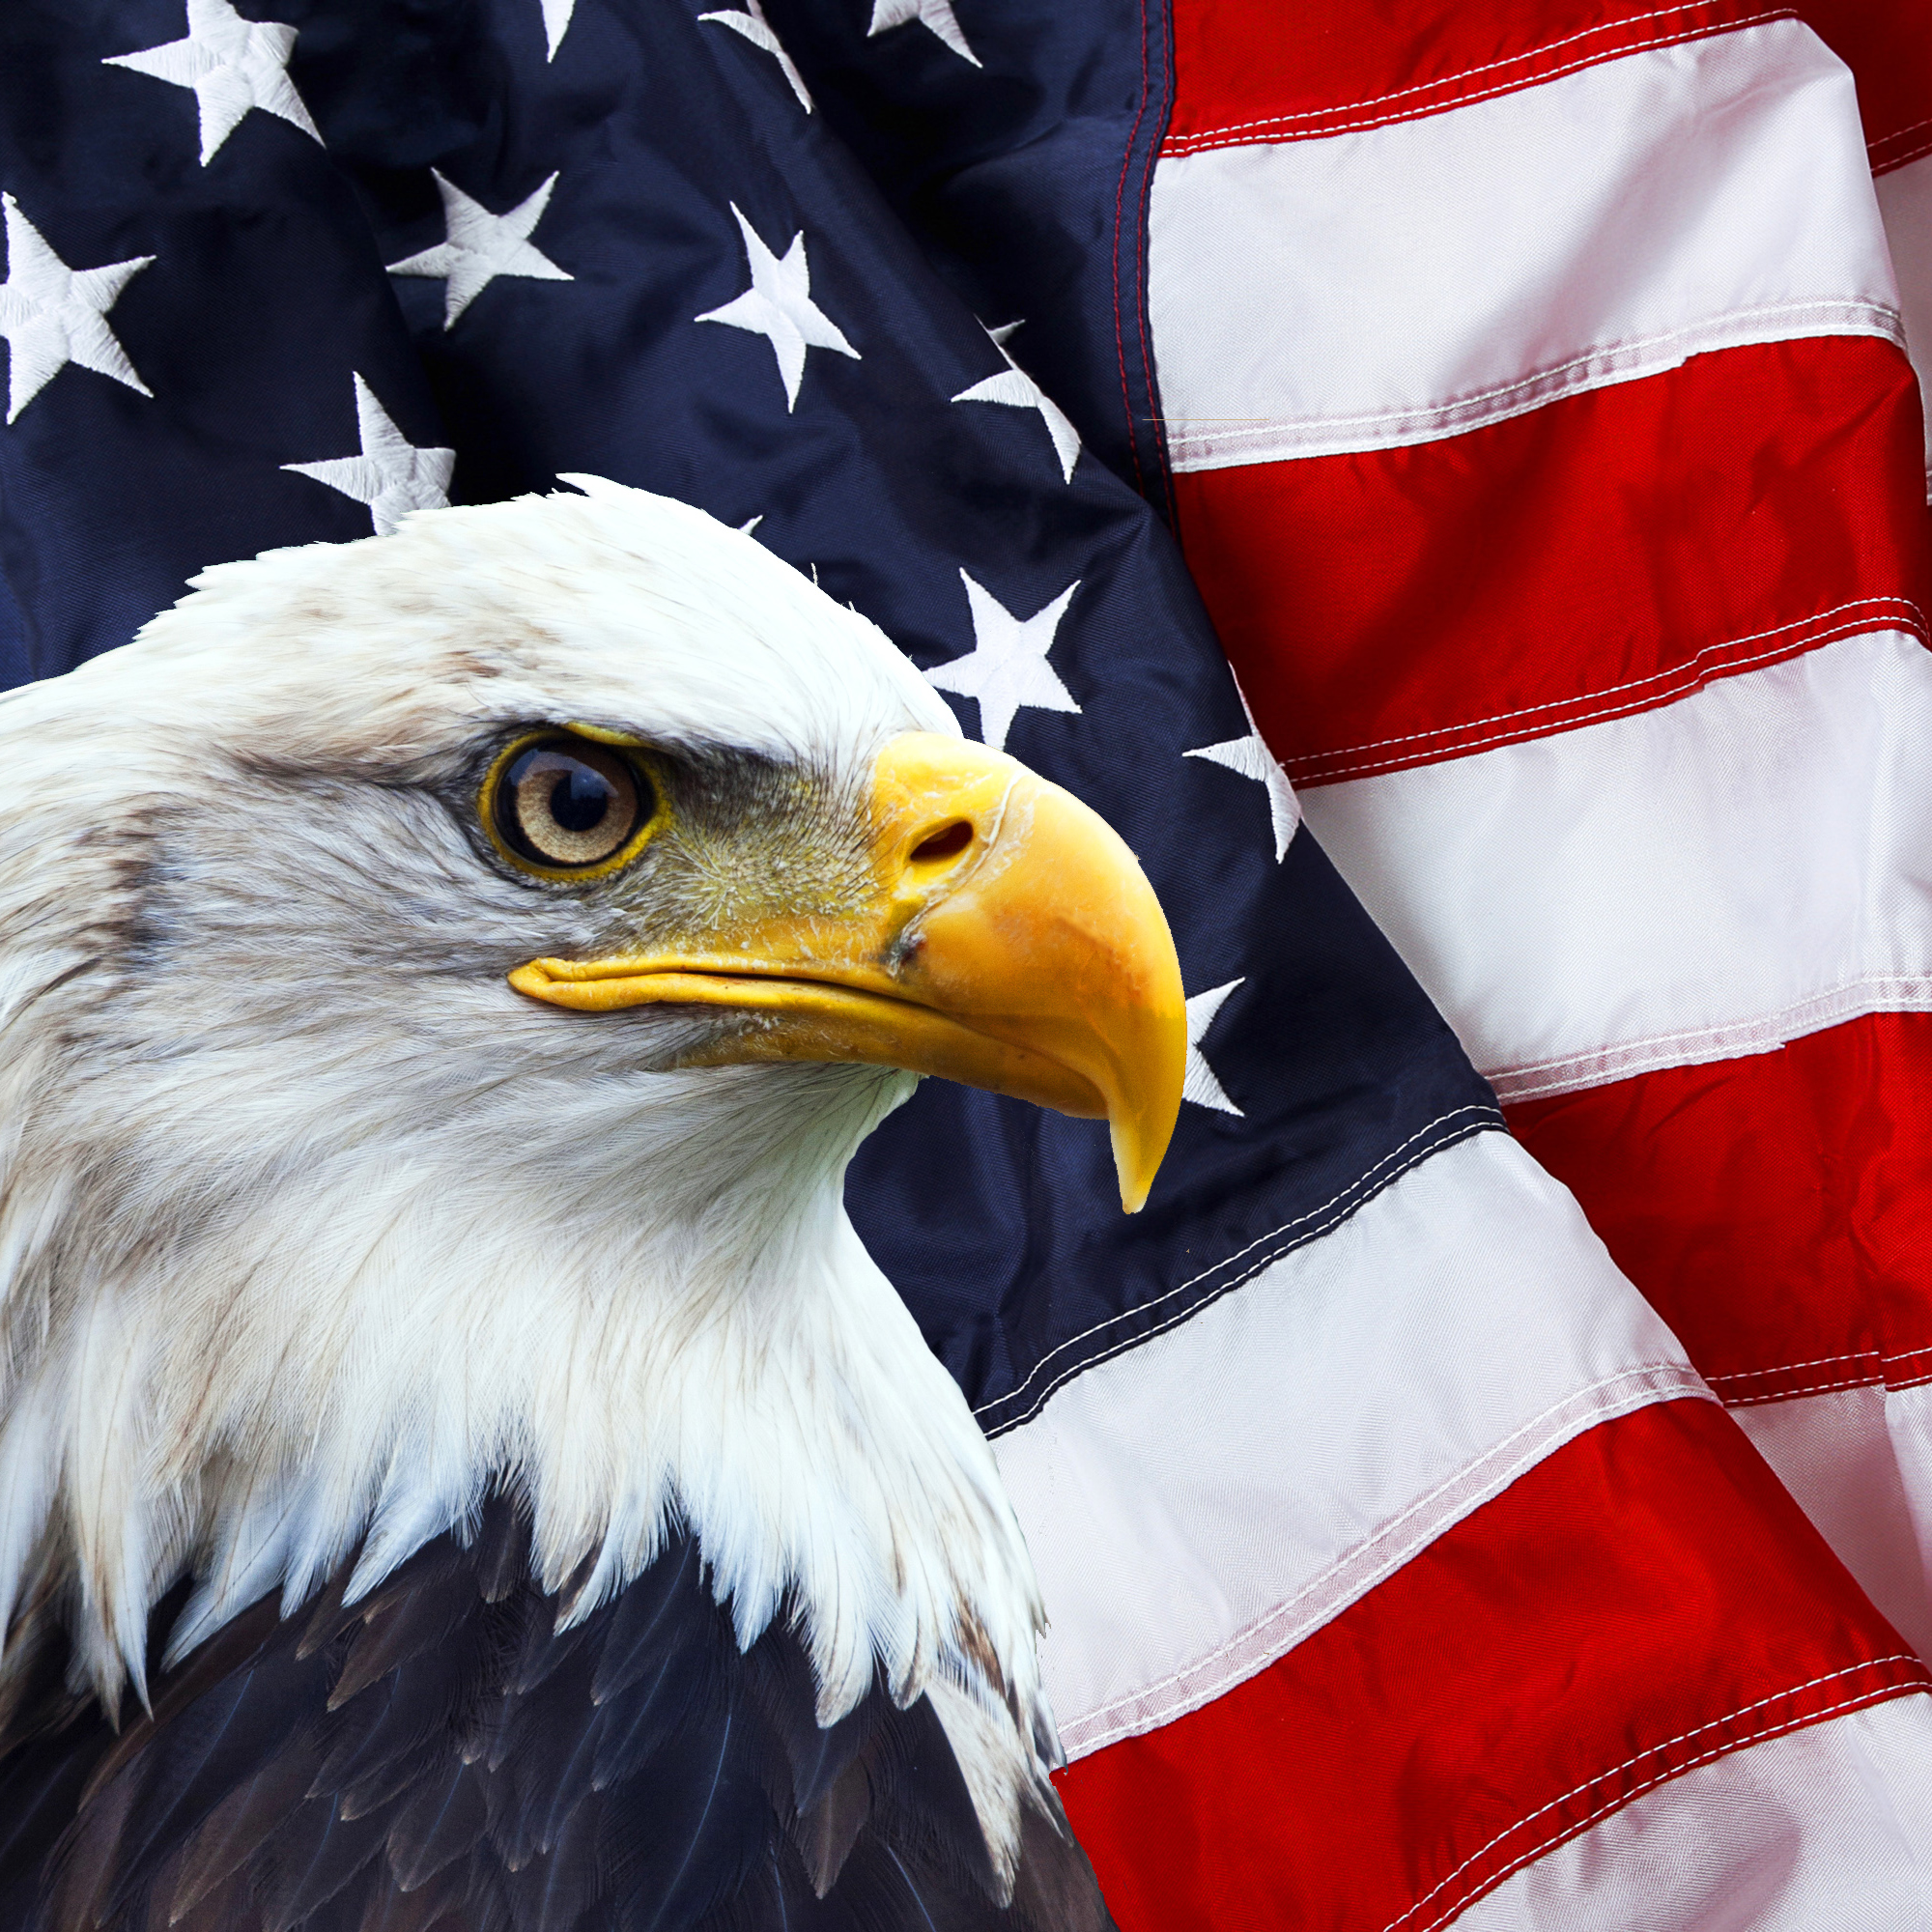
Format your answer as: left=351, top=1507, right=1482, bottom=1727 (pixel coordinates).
left=551, top=769, right=611, bottom=833
left=493, top=735, right=648, bottom=869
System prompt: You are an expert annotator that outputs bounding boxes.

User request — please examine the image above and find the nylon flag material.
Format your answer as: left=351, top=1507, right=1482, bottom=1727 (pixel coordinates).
left=1, top=1, right=1930, bottom=1928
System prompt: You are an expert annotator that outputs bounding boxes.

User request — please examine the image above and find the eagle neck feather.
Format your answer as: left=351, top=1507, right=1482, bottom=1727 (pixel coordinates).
left=0, top=1046, right=1059, bottom=1874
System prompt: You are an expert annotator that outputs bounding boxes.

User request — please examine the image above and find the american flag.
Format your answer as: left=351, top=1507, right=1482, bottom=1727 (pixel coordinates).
left=3, top=0, right=1931, bottom=1922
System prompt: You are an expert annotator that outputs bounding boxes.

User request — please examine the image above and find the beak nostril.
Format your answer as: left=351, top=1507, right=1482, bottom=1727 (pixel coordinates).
left=910, top=820, right=974, bottom=865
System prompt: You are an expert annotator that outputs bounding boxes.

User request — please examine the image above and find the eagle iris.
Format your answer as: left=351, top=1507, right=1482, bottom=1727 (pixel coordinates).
left=493, top=736, right=647, bottom=869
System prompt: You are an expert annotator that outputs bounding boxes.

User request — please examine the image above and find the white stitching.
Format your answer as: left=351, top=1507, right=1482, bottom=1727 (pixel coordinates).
left=1711, top=1345, right=1932, bottom=1389
left=1491, top=975, right=1932, bottom=1093
left=1065, top=1364, right=1708, bottom=1745
left=985, top=1114, right=1503, bottom=1434
left=1164, top=302, right=1902, bottom=450
left=1708, top=1350, right=1876, bottom=1380
left=1166, top=11, right=1796, bottom=154
left=1302, top=618, right=1918, bottom=780
left=1284, top=600, right=1924, bottom=773
left=1725, top=1364, right=1932, bottom=1406
left=1163, top=6, right=1779, bottom=147
left=1381, top=1658, right=1926, bottom=1932
left=1405, top=1678, right=1929, bottom=1932
left=974, top=1105, right=1501, bottom=1420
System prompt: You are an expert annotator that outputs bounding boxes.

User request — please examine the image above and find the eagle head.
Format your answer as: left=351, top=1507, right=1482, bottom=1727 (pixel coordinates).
left=0, top=479, right=1183, bottom=1896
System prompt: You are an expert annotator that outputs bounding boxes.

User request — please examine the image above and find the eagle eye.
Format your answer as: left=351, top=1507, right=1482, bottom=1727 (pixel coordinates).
left=486, top=733, right=655, bottom=874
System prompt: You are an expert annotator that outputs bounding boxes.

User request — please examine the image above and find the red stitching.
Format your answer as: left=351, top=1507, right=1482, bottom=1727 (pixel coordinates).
left=1111, top=0, right=1151, bottom=495
left=1164, top=12, right=1795, bottom=156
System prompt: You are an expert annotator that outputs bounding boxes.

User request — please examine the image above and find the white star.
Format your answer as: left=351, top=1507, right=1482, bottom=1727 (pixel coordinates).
left=386, top=172, right=572, bottom=329
left=103, top=0, right=320, bottom=166
left=924, top=571, right=1080, bottom=752
left=0, top=197, right=154, bottom=426
left=1185, top=730, right=1300, bottom=862
left=1183, top=980, right=1243, bottom=1116
left=700, top=1, right=813, bottom=110
left=282, top=373, right=453, bottom=536
left=541, top=0, right=575, bottom=59
left=696, top=206, right=858, bottom=412
left=867, top=0, right=980, bottom=66
left=952, top=320, right=1080, bottom=483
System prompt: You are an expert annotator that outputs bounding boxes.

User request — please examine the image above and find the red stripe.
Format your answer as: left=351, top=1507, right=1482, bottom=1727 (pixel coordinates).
left=1804, top=3, right=1932, bottom=172
left=1165, top=0, right=1781, bottom=155
left=1166, top=0, right=1932, bottom=167
left=1510, top=1014, right=1932, bottom=1403
left=1170, top=337, right=1930, bottom=787
left=1055, top=1399, right=1928, bottom=1932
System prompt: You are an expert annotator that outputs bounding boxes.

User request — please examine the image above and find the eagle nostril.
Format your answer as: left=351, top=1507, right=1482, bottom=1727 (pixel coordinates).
left=910, top=820, right=974, bottom=865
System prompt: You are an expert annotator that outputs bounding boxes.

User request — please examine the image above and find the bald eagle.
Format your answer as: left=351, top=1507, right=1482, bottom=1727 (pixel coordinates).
left=0, top=482, right=1184, bottom=1932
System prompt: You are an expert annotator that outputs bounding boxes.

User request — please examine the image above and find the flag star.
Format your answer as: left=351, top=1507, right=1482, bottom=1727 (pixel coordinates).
left=924, top=572, right=1080, bottom=752
left=1183, top=980, right=1244, bottom=1116
left=387, top=171, right=572, bottom=329
left=0, top=197, right=154, bottom=425
left=103, top=0, right=320, bottom=166
left=696, top=206, right=858, bottom=412
left=952, top=320, right=1080, bottom=483
left=540, top=0, right=575, bottom=59
left=282, top=373, right=453, bottom=536
left=867, top=0, right=981, bottom=66
left=700, top=1, right=813, bottom=110
left=1185, top=730, right=1300, bottom=862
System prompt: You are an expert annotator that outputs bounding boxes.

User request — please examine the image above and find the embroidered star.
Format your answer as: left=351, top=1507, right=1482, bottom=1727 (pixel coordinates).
left=0, top=197, right=154, bottom=425
left=700, top=1, right=812, bottom=110
left=386, top=172, right=572, bottom=329
left=282, top=373, right=453, bottom=536
left=952, top=321, right=1080, bottom=483
left=696, top=206, right=858, bottom=411
left=1185, top=729, right=1300, bottom=862
left=540, top=0, right=575, bottom=59
left=924, top=572, right=1080, bottom=752
left=103, top=0, right=320, bottom=166
left=867, top=0, right=980, bottom=66
left=1183, top=980, right=1244, bottom=1116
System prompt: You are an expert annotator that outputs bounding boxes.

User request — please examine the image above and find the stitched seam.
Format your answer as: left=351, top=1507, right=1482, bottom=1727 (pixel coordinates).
left=974, top=1105, right=1500, bottom=1419
left=1383, top=1658, right=1926, bottom=1932
left=1404, top=1679, right=1929, bottom=1932
left=1137, top=0, right=1179, bottom=526
left=1111, top=0, right=1151, bottom=493
left=982, top=1114, right=1501, bottom=1435
left=1723, top=1363, right=1932, bottom=1406
left=1875, top=130, right=1932, bottom=177
left=1164, top=302, right=1900, bottom=446
left=1070, top=1364, right=1705, bottom=1736
left=1725, top=1374, right=1887, bottom=1405
left=1296, top=614, right=1918, bottom=781
left=1874, top=110, right=1932, bottom=150
left=1706, top=1343, right=1932, bottom=1384
left=1491, top=976, right=1932, bottom=1085
left=1166, top=11, right=1794, bottom=153
left=1280, top=599, right=1922, bottom=770
left=1708, top=1350, right=1875, bottom=1379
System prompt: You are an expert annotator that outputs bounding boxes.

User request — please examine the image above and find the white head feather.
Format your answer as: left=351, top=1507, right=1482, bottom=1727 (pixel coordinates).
left=0, top=479, right=1058, bottom=1878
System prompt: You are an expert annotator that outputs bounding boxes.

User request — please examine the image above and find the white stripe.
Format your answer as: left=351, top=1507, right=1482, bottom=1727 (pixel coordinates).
left=1734, top=1381, right=1932, bottom=1665
left=1877, top=151, right=1932, bottom=498
left=1297, top=629, right=1932, bottom=1103
left=1458, top=1696, right=1932, bottom=1930
left=1148, top=19, right=1899, bottom=471
left=993, top=1130, right=1704, bottom=1758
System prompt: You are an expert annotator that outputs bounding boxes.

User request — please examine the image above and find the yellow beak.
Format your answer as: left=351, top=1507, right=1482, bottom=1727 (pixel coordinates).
left=508, top=732, right=1187, bottom=1212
